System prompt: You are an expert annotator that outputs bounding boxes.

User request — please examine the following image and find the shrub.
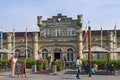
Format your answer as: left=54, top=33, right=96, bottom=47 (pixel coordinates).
left=52, top=61, right=57, bottom=65
left=83, top=59, right=120, bottom=70
left=43, top=59, right=48, bottom=70
left=47, top=56, right=51, bottom=63
left=26, top=58, right=36, bottom=69
left=93, top=59, right=107, bottom=69
left=56, top=59, right=63, bottom=71
left=36, top=59, right=43, bottom=71
left=0, top=59, right=10, bottom=65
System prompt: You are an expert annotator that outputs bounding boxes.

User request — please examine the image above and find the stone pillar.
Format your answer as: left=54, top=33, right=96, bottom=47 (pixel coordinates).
left=7, top=33, right=13, bottom=59
left=77, top=14, right=83, bottom=59
left=33, top=32, right=39, bottom=60
left=78, top=31, right=83, bottom=59
left=109, top=31, right=117, bottom=60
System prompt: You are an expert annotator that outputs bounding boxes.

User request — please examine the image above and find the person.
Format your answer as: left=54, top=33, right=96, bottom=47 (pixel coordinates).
left=91, top=62, right=98, bottom=74
left=109, top=63, right=114, bottom=74
left=9, top=54, right=17, bottom=77
left=76, top=56, right=82, bottom=79
left=84, top=60, right=89, bottom=74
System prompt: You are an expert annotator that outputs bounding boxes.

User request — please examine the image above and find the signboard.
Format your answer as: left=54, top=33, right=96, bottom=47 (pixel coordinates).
left=14, top=60, right=26, bottom=77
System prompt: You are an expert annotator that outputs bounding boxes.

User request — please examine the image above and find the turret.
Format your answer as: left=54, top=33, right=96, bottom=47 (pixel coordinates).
left=37, top=16, right=42, bottom=27
left=77, top=14, right=83, bottom=27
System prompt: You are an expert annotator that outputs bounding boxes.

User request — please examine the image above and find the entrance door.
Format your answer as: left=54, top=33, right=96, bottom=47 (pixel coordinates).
left=54, top=53, right=60, bottom=60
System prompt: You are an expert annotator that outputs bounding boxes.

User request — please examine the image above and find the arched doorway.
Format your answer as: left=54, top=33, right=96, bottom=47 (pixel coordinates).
left=53, top=48, right=62, bottom=60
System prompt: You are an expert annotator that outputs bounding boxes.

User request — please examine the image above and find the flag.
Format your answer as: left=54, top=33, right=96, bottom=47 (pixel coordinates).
left=22, top=27, right=28, bottom=43
left=0, top=31, right=2, bottom=39
left=113, top=23, right=116, bottom=37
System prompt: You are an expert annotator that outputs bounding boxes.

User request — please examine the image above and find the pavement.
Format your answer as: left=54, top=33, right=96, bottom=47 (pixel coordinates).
left=0, top=69, right=120, bottom=80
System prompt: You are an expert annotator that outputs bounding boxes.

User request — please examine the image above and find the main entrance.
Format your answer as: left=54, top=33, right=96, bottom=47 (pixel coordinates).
left=53, top=48, right=62, bottom=60
left=54, top=52, right=60, bottom=60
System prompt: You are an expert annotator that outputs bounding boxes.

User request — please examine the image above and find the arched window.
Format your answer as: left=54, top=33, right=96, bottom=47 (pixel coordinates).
left=15, top=49, right=20, bottom=58
left=23, top=49, right=31, bottom=58
left=42, top=49, right=48, bottom=59
left=67, top=49, right=73, bottom=61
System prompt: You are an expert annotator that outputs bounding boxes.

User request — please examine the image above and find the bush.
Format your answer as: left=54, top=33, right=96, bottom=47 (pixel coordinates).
left=82, top=59, right=120, bottom=70
left=26, top=58, right=36, bottom=69
left=47, top=56, right=51, bottom=63
left=56, top=59, right=63, bottom=71
left=36, top=59, right=43, bottom=71
left=0, top=59, right=10, bottom=65
left=92, top=59, right=107, bottom=69
left=52, top=61, right=57, bottom=65
left=43, top=59, right=48, bottom=70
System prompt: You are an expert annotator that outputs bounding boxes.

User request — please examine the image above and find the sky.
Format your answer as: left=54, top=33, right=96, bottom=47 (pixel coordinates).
left=0, top=0, right=120, bottom=32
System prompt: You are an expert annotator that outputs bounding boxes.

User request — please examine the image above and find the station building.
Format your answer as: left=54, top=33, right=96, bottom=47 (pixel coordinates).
left=1, top=14, right=120, bottom=65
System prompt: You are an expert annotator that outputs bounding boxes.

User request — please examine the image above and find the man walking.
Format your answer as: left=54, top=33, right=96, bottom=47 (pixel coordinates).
left=76, top=56, right=82, bottom=79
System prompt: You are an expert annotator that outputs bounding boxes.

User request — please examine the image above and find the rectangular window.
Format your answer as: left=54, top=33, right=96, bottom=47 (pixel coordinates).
left=67, top=28, right=75, bottom=36
left=57, top=29, right=63, bottom=36
left=45, top=28, right=51, bottom=37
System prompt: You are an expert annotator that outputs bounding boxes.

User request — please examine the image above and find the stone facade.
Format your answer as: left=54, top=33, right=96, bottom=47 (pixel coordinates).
left=1, top=13, right=120, bottom=63
left=37, top=13, right=83, bottom=63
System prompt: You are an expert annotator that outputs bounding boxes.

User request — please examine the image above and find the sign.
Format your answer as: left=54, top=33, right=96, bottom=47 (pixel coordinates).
left=15, top=60, right=26, bottom=77
left=47, top=22, right=71, bottom=25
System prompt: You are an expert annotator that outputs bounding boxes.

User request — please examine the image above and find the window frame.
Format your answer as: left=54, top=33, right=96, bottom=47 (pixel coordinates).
left=67, top=49, right=74, bottom=62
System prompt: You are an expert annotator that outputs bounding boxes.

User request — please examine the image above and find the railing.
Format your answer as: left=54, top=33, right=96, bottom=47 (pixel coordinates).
left=0, top=63, right=11, bottom=72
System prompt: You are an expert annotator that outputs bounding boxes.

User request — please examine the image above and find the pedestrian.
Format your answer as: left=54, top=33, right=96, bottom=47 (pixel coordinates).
left=91, top=62, right=98, bottom=74
left=84, top=60, right=89, bottom=74
left=9, top=54, right=17, bottom=77
left=76, top=56, right=82, bottom=79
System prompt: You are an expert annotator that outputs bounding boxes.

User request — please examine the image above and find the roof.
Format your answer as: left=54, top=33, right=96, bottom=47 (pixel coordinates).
left=84, top=46, right=108, bottom=53
left=112, top=47, right=120, bottom=52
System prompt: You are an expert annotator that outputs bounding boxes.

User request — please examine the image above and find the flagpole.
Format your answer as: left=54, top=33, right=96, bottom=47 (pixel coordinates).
left=0, top=27, right=3, bottom=60
left=13, top=29, right=15, bottom=56
left=85, top=23, right=88, bottom=59
left=101, top=24, right=103, bottom=48
left=113, top=23, right=116, bottom=60
left=26, top=27, right=28, bottom=59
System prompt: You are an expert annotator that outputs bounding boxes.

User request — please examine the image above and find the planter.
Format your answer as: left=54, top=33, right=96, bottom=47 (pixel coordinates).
left=52, top=65, right=57, bottom=73
left=32, top=64, right=36, bottom=72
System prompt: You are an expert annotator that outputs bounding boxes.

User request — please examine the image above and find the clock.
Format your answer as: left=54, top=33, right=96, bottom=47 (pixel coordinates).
left=57, top=17, right=61, bottom=22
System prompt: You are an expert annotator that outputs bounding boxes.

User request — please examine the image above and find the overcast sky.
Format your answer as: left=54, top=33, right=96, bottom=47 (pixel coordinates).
left=0, top=0, right=120, bottom=32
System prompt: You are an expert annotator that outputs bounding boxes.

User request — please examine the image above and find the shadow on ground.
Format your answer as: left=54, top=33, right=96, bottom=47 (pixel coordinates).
left=63, top=70, right=112, bottom=75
